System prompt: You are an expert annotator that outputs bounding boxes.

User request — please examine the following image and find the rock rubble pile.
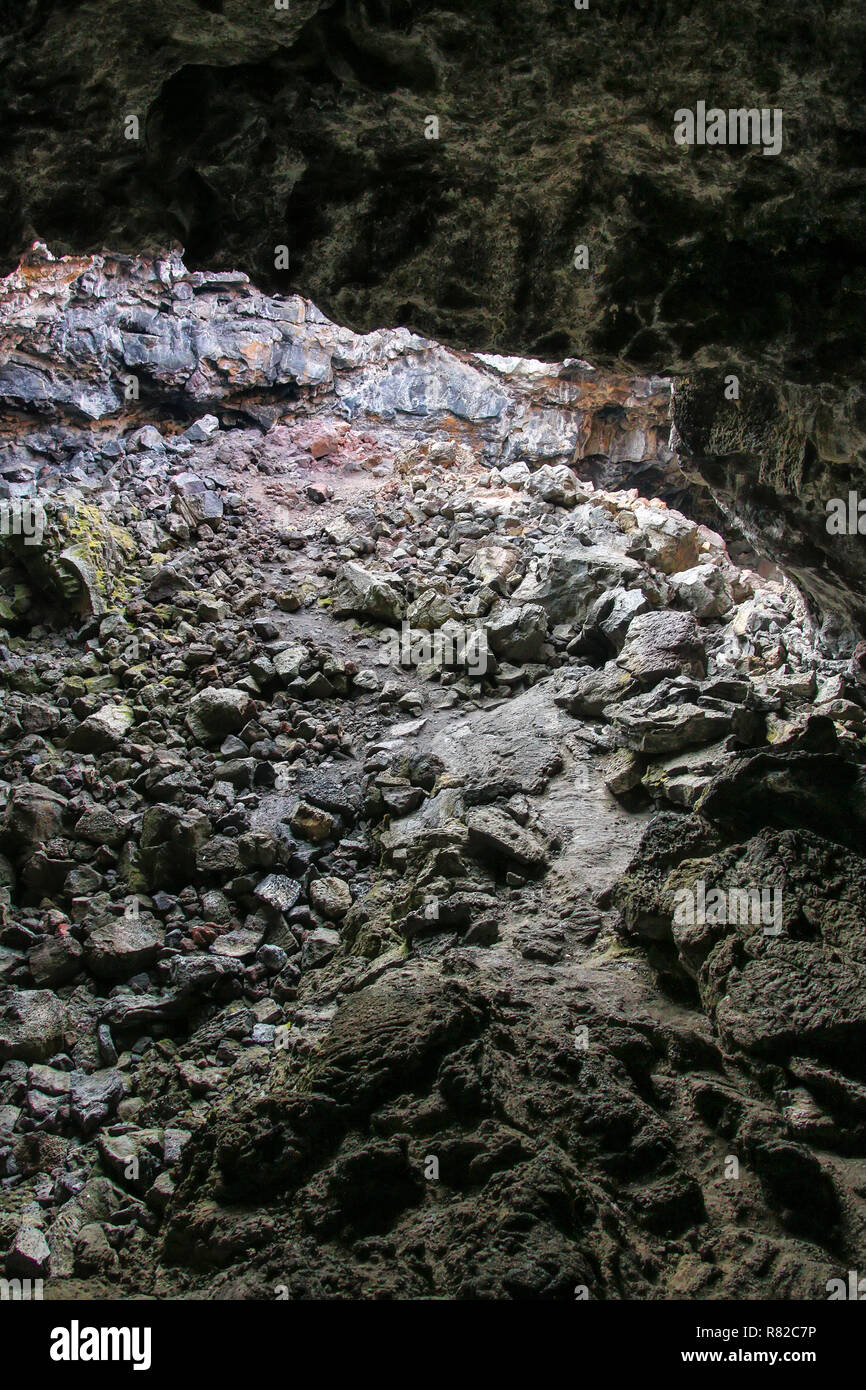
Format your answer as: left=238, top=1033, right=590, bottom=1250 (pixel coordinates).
left=2, top=251, right=866, bottom=1299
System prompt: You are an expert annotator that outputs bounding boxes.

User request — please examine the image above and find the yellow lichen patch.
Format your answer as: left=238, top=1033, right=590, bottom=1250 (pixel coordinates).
left=63, top=503, right=138, bottom=610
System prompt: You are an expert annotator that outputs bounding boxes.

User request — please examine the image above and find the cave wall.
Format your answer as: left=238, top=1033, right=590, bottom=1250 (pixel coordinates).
left=2, top=0, right=865, bottom=621
left=673, top=374, right=866, bottom=631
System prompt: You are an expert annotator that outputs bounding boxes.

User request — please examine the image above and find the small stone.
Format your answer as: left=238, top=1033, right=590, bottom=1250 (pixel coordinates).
left=97, top=1025, right=118, bottom=1067
left=309, top=876, right=352, bottom=920
left=6, top=1225, right=51, bottom=1277
left=74, top=1223, right=118, bottom=1273
left=254, top=874, right=301, bottom=913
left=300, top=926, right=340, bottom=970
left=273, top=643, right=308, bottom=682
left=210, top=927, right=265, bottom=960
left=290, top=801, right=338, bottom=844
left=182, top=414, right=220, bottom=444
left=73, top=807, right=128, bottom=847
left=601, top=747, right=644, bottom=795
left=250, top=1022, right=276, bottom=1046
left=276, top=589, right=302, bottom=613
left=146, top=1172, right=175, bottom=1212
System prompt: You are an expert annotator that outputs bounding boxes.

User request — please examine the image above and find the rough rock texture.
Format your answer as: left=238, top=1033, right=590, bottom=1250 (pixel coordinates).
left=0, top=0, right=861, bottom=378
left=672, top=375, right=866, bottom=630
left=0, top=247, right=672, bottom=484
left=3, top=1, right=866, bottom=624
left=2, top=253, right=866, bottom=1301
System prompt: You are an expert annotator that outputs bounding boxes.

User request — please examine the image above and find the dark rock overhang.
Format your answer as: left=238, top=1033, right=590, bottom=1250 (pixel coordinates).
left=2, top=1, right=865, bottom=625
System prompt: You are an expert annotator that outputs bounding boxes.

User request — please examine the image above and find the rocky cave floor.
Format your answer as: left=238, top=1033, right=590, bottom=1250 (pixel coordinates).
left=2, top=250, right=866, bottom=1300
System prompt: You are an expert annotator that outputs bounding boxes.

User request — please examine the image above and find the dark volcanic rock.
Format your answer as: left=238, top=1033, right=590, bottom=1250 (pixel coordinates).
left=0, top=204, right=864, bottom=1301
left=158, top=956, right=840, bottom=1299
left=0, top=988, right=68, bottom=1061
left=2, top=2, right=865, bottom=619
left=0, top=0, right=861, bottom=384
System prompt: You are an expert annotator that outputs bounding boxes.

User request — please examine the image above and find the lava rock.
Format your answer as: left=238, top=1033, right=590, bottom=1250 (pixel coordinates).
left=0, top=990, right=69, bottom=1062
left=186, top=688, right=251, bottom=744
left=309, top=876, right=353, bottom=921
left=331, top=562, right=403, bottom=623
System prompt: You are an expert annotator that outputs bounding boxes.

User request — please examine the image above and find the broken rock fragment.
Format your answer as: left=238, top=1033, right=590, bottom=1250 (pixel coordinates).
left=331, top=561, right=403, bottom=623
left=465, top=806, right=548, bottom=875
left=186, top=687, right=251, bottom=743
left=0, top=989, right=68, bottom=1062
left=617, top=610, right=706, bottom=686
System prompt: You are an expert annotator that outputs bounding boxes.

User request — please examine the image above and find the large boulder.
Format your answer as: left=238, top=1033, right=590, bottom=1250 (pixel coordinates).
left=515, top=545, right=646, bottom=625
left=582, top=587, right=650, bottom=653
left=709, top=941, right=866, bottom=1063
left=28, top=935, right=84, bottom=987
left=0, top=989, right=69, bottom=1061
left=694, top=745, right=866, bottom=853
left=641, top=741, right=733, bottom=808
left=609, top=700, right=734, bottom=756
left=668, top=563, right=734, bottom=619
left=617, top=610, right=706, bottom=686
left=406, top=589, right=461, bottom=631
left=170, top=472, right=224, bottom=530
left=555, top=662, right=636, bottom=717
left=467, top=543, right=520, bottom=587
left=67, top=703, right=134, bottom=754
left=485, top=603, right=548, bottom=662
left=465, top=806, right=548, bottom=875
left=83, top=912, right=164, bottom=980
left=525, top=464, right=582, bottom=508
left=631, top=503, right=701, bottom=575
left=0, top=495, right=136, bottom=615
left=139, top=806, right=213, bottom=890
left=331, top=562, right=403, bottom=623
left=0, top=784, right=67, bottom=854
left=186, top=688, right=251, bottom=744
left=70, top=1069, right=125, bottom=1135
